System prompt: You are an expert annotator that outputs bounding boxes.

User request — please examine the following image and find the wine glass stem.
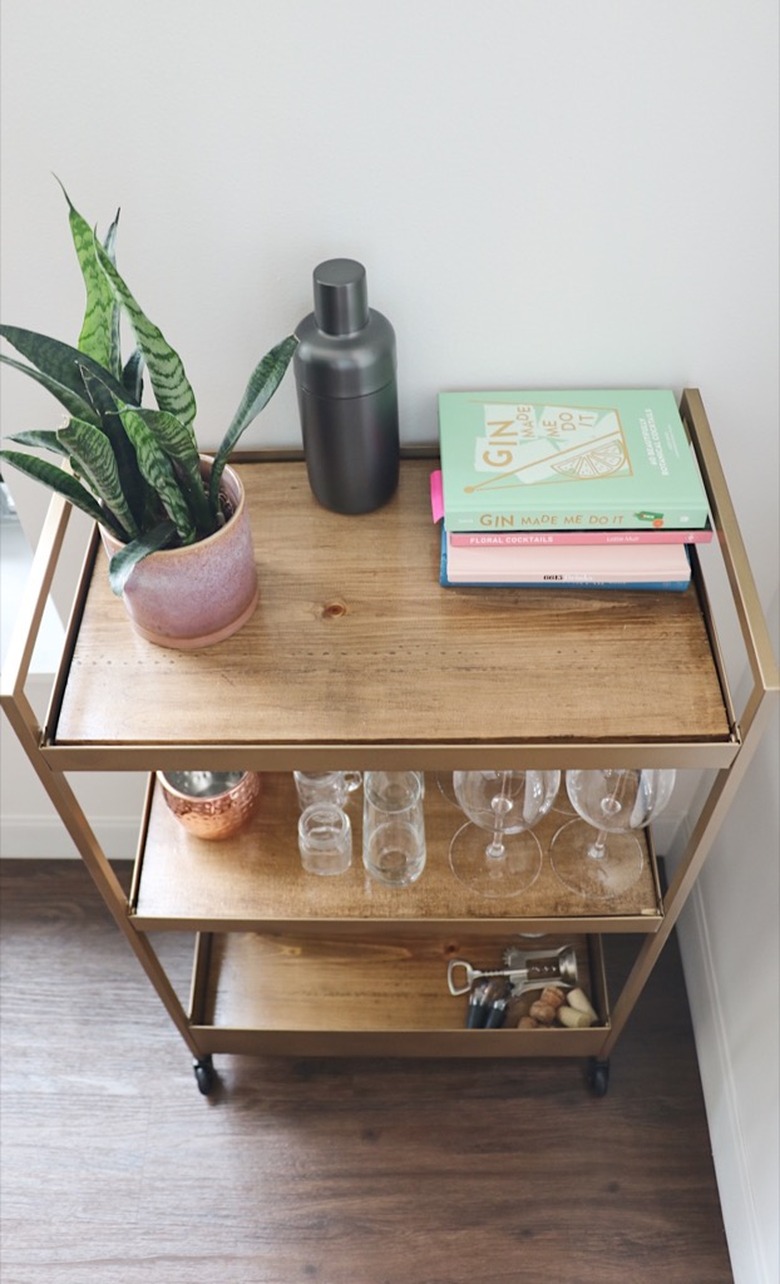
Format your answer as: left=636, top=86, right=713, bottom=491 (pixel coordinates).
left=485, top=830, right=506, bottom=860
left=587, top=829, right=610, bottom=861
left=485, top=772, right=510, bottom=860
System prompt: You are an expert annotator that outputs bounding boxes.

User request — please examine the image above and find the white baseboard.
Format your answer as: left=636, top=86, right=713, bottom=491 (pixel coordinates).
left=0, top=815, right=138, bottom=861
left=676, top=880, right=770, bottom=1284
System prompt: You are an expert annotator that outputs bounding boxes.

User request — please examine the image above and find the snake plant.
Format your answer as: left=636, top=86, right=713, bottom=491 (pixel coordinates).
left=0, top=182, right=297, bottom=594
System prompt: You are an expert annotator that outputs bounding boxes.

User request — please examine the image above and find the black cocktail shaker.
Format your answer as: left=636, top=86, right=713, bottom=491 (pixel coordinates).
left=294, top=258, right=399, bottom=514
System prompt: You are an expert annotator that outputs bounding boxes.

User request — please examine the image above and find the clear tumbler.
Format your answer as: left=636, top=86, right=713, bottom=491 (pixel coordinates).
left=297, top=802, right=352, bottom=876
left=293, top=771, right=362, bottom=810
left=362, top=771, right=426, bottom=887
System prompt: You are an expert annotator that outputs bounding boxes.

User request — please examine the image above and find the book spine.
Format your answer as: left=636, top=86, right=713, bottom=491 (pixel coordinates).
left=440, top=572, right=690, bottom=591
left=444, top=505, right=710, bottom=532
left=448, top=528, right=712, bottom=548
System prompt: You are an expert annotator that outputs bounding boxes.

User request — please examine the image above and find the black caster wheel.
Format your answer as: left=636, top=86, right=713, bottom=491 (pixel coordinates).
left=586, top=1057, right=610, bottom=1097
left=193, top=1055, right=216, bottom=1096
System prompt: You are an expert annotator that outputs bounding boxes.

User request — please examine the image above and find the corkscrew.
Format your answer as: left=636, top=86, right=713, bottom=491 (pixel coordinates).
left=446, top=944, right=578, bottom=997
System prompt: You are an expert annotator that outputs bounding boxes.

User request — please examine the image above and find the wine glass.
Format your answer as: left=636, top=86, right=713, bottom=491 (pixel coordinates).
left=449, top=769, right=560, bottom=897
left=550, top=768, right=676, bottom=899
left=435, top=771, right=460, bottom=808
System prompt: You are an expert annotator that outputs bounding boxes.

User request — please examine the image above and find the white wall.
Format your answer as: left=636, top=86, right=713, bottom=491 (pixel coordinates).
left=673, top=599, right=779, bottom=1284
left=1, top=3, right=778, bottom=1280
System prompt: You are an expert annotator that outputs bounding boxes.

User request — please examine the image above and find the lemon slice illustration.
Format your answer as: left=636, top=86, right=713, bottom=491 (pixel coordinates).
left=550, top=439, right=628, bottom=480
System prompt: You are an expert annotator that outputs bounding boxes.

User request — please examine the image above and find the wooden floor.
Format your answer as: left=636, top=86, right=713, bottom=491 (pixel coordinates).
left=0, top=860, right=732, bottom=1284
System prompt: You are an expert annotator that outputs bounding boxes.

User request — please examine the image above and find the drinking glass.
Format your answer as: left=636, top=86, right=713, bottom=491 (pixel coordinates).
left=449, top=769, right=560, bottom=898
left=362, top=771, right=426, bottom=887
left=435, top=772, right=460, bottom=807
left=293, top=770, right=362, bottom=810
left=158, top=770, right=261, bottom=840
left=297, top=802, right=352, bottom=875
left=550, top=768, right=676, bottom=898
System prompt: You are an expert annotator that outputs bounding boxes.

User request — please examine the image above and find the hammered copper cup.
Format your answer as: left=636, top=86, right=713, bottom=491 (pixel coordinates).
left=158, top=771, right=262, bottom=840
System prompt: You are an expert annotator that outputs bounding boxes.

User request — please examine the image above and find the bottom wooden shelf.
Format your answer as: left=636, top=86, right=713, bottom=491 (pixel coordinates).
left=187, top=929, right=610, bottom=1058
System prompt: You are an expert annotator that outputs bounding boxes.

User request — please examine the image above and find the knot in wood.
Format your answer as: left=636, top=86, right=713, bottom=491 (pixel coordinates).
left=320, top=598, right=347, bottom=620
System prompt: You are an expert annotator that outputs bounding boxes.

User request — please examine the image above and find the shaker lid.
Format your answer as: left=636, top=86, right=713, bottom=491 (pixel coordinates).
left=295, top=258, right=397, bottom=397
left=313, top=259, right=370, bottom=335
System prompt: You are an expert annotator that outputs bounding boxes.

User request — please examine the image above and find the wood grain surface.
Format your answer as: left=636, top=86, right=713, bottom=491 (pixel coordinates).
left=134, top=772, right=662, bottom=931
left=1, top=859, right=733, bottom=1284
left=52, top=459, right=732, bottom=755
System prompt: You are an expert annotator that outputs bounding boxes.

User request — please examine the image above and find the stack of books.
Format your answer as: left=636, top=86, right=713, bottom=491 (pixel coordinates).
left=435, top=389, right=712, bottom=590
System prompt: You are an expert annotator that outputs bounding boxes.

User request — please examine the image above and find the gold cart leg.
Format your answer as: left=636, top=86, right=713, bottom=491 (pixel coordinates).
left=53, top=782, right=203, bottom=1061
left=0, top=497, right=208, bottom=1072
left=2, top=697, right=204, bottom=1061
left=599, top=683, right=777, bottom=1061
left=50, top=774, right=204, bottom=1060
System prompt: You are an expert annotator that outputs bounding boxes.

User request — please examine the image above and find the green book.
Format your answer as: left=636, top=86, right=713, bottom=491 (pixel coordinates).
left=438, top=389, right=711, bottom=532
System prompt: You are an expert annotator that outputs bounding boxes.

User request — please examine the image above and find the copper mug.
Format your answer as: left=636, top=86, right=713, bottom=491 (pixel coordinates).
left=158, top=770, right=261, bottom=840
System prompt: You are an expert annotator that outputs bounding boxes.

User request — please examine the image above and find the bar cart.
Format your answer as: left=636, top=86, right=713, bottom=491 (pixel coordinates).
left=2, top=390, right=777, bottom=1096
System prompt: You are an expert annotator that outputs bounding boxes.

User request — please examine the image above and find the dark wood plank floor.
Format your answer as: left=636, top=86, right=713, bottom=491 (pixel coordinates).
left=0, top=860, right=732, bottom=1284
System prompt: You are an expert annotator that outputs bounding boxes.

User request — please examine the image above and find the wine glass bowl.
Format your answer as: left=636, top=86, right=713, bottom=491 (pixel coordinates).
left=435, top=771, right=460, bottom=808
left=550, top=768, right=676, bottom=899
left=449, top=769, right=560, bottom=898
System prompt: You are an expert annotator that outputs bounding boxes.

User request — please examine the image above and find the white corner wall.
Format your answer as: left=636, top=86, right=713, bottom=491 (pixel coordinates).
left=1, top=4, right=778, bottom=1280
left=669, top=589, right=779, bottom=1284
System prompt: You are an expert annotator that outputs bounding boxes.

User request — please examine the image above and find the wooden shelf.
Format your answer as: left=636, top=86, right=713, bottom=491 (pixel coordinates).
left=188, top=930, right=610, bottom=1058
left=132, top=773, right=663, bottom=933
left=46, top=458, right=736, bottom=771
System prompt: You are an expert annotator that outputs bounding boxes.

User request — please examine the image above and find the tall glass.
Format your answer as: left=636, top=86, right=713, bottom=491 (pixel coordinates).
left=362, top=771, right=426, bottom=888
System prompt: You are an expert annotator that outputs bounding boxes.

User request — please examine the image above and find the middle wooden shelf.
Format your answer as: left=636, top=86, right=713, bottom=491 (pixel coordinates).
left=130, top=773, right=664, bottom=933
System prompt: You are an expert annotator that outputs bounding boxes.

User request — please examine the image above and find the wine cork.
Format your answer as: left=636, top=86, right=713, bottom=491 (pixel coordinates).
left=567, top=988, right=598, bottom=1022
left=557, top=1006, right=593, bottom=1029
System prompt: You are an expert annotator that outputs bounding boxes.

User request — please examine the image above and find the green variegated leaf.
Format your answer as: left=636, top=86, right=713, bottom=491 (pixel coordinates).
left=8, top=430, right=70, bottom=458
left=122, top=348, right=145, bottom=403
left=0, top=448, right=126, bottom=537
left=0, top=350, right=100, bottom=426
left=108, top=519, right=177, bottom=595
left=93, top=236, right=197, bottom=429
left=102, top=207, right=119, bottom=260
left=116, top=405, right=196, bottom=544
left=101, top=208, right=122, bottom=380
left=57, top=417, right=138, bottom=539
left=210, top=335, right=297, bottom=511
left=77, top=367, right=149, bottom=526
left=117, top=405, right=212, bottom=534
left=0, top=326, right=131, bottom=411
left=125, top=405, right=200, bottom=471
left=56, top=180, right=122, bottom=377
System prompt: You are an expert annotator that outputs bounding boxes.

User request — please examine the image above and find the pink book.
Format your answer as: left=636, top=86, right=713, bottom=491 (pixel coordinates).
left=442, top=531, right=692, bottom=588
left=448, top=526, right=713, bottom=547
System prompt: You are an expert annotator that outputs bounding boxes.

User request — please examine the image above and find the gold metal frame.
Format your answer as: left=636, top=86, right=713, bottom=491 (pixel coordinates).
left=2, top=390, right=777, bottom=1068
left=598, top=389, right=780, bottom=1058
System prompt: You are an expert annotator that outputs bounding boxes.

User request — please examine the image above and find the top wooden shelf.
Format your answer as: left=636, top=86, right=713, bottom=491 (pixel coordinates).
left=45, top=454, right=735, bottom=771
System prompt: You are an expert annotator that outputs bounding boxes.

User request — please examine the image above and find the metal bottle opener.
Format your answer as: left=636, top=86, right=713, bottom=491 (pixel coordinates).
left=447, top=944, right=578, bottom=997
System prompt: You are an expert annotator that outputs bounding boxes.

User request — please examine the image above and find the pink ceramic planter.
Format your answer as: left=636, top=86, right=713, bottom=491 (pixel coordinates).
left=100, top=460, right=258, bottom=650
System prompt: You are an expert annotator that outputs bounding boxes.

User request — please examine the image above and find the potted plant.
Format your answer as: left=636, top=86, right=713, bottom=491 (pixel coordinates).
left=0, top=182, right=297, bottom=649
